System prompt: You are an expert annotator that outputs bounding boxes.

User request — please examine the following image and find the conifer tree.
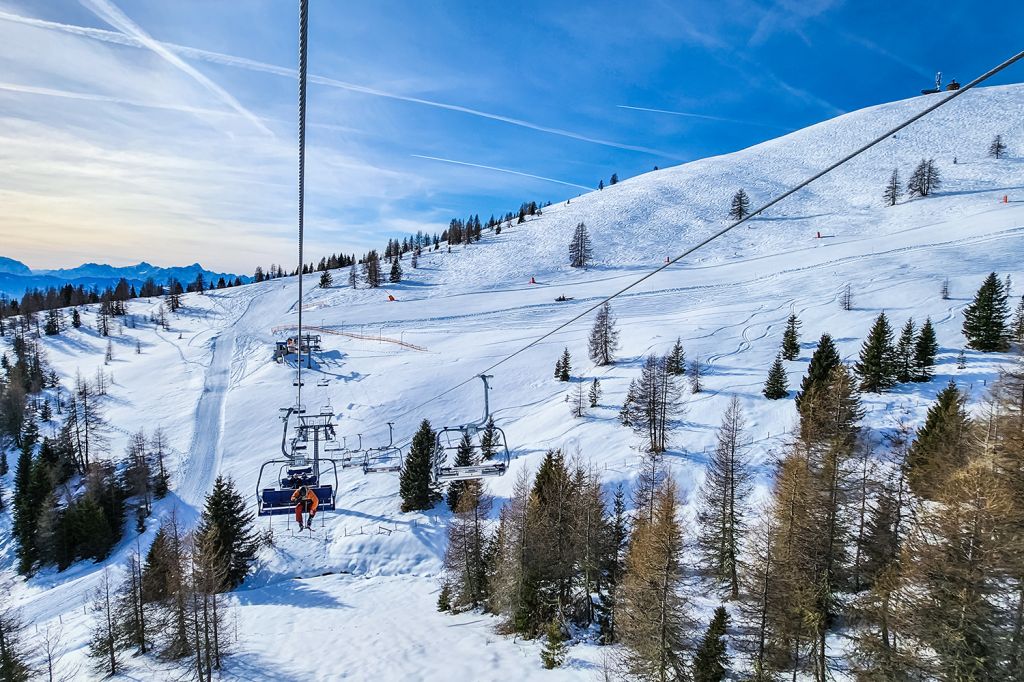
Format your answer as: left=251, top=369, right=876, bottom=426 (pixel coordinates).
left=570, top=382, right=587, bottom=418
left=913, top=317, right=939, bottom=382
left=962, top=272, right=1010, bottom=351
left=941, top=277, right=950, bottom=300
left=696, top=397, right=752, bottom=599
left=989, top=134, right=1007, bottom=159
left=1012, top=295, right=1024, bottom=343
left=781, top=313, right=801, bottom=360
left=883, top=168, right=900, bottom=206
left=196, top=475, right=258, bottom=590
left=729, top=189, right=750, bottom=220
left=665, top=338, right=686, bottom=375
left=318, top=270, right=332, bottom=288
left=400, top=420, right=440, bottom=512
left=446, top=432, right=476, bottom=512
left=71, top=308, right=81, bottom=329
left=389, top=257, right=402, bottom=284
left=795, top=333, right=840, bottom=409
left=854, top=312, right=896, bottom=392
left=689, top=357, right=702, bottom=393
left=88, top=569, right=122, bottom=677
left=588, top=378, right=601, bottom=407
left=893, top=318, right=916, bottom=383
left=763, top=354, right=789, bottom=399
left=553, top=355, right=563, bottom=380
left=540, top=619, right=567, bottom=669
left=348, top=263, right=357, bottom=289
left=907, top=158, right=941, bottom=197
left=588, top=303, right=620, bottom=366
left=622, top=355, right=683, bottom=453
left=692, top=606, right=729, bottom=682
left=615, top=476, right=690, bottom=680
left=0, top=602, right=33, bottom=682
left=479, top=417, right=497, bottom=461
left=907, top=381, right=971, bottom=499
left=115, top=552, right=148, bottom=655
left=442, top=479, right=492, bottom=610
left=558, top=348, right=572, bottom=381
left=568, top=222, right=593, bottom=268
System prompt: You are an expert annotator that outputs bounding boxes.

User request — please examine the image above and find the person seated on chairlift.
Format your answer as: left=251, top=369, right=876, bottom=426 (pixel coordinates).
left=291, top=485, right=319, bottom=529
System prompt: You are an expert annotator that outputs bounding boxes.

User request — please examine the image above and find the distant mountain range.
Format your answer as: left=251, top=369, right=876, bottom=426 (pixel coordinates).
left=0, top=258, right=250, bottom=298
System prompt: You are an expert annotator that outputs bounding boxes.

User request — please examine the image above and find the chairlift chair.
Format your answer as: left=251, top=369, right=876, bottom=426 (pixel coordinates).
left=431, top=375, right=511, bottom=483
left=363, top=422, right=404, bottom=474
left=257, top=406, right=340, bottom=517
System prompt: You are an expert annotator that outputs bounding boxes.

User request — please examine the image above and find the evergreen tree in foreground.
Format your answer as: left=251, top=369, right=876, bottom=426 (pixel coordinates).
left=907, top=380, right=970, bottom=499
left=400, top=420, right=440, bottom=512
left=781, top=313, right=801, bottom=360
left=540, top=620, right=567, bottom=669
left=729, top=189, right=750, bottom=220
left=0, top=602, right=33, bottom=681
left=763, top=354, right=789, bottom=399
left=854, top=312, right=896, bottom=392
left=893, top=318, right=916, bottom=383
left=795, top=333, right=840, bottom=408
left=196, top=475, right=258, bottom=590
left=692, top=606, right=729, bottom=682
left=962, top=272, right=1010, bottom=351
left=913, top=317, right=939, bottom=382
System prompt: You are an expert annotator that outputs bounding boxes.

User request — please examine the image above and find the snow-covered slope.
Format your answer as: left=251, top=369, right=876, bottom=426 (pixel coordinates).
left=5, top=84, right=1024, bottom=680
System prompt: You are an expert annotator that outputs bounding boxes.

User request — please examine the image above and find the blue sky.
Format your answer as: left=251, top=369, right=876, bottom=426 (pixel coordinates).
left=0, top=0, right=1021, bottom=274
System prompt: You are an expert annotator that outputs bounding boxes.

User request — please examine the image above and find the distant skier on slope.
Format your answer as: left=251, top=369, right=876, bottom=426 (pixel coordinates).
left=291, top=485, right=319, bottom=529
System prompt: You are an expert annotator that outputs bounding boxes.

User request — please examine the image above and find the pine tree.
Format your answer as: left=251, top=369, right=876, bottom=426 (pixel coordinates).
left=558, top=348, right=571, bottom=381
left=962, top=272, right=1010, bottom=351
left=588, top=303, right=620, bottom=366
left=729, top=189, right=750, bottom=220
left=196, top=475, right=258, bottom=590
left=907, top=380, right=970, bottom=499
left=479, top=417, right=497, bottom=461
left=893, top=318, right=916, bottom=383
left=840, top=283, right=853, bottom=311
left=400, top=420, right=439, bottom=512
left=689, top=357, right=702, bottom=393
left=553, top=355, right=563, bottom=380
left=989, top=134, right=1007, bottom=159
left=666, top=338, right=686, bottom=375
left=389, top=257, right=402, bottom=283
left=781, top=313, right=801, bottom=360
left=446, top=432, right=476, bottom=512
left=692, top=606, right=729, bottom=682
left=941, top=277, right=950, bottom=300
left=540, top=619, right=567, bottom=669
left=348, top=263, right=357, bottom=289
left=615, top=476, right=690, bottom=680
left=696, top=397, right=752, bottom=599
left=957, top=348, right=967, bottom=369
left=436, top=582, right=452, bottom=612
left=319, top=270, right=333, bottom=288
left=912, top=317, right=939, bottom=382
left=854, top=312, right=896, bottom=392
left=568, top=222, right=593, bottom=268
left=71, top=308, right=81, bottom=328
left=763, top=354, right=789, bottom=399
left=795, top=333, right=840, bottom=408
left=588, top=378, right=601, bottom=407
left=883, top=168, right=900, bottom=206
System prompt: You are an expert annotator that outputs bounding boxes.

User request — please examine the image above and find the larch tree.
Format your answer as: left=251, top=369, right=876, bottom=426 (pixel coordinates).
left=883, top=169, right=901, bottom=206
left=442, top=479, right=493, bottom=611
left=907, top=158, right=941, bottom=197
left=588, top=302, right=620, bottom=366
left=622, top=354, right=683, bottom=453
left=696, top=396, right=753, bottom=599
left=989, top=134, right=1007, bottom=159
left=615, top=476, right=691, bottom=681
left=729, top=189, right=750, bottom=220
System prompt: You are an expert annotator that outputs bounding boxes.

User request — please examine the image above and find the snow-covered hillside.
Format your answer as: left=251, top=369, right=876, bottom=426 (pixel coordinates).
left=4, top=84, right=1024, bottom=680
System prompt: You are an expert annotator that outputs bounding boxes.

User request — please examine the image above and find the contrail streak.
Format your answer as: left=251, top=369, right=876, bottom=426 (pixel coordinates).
left=411, top=155, right=592, bottom=190
left=617, top=104, right=794, bottom=131
left=1, top=10, right=674, bottom=157
left=77, top=0, right=273, bottom=137
left=0, top=81, right=247, bottom=118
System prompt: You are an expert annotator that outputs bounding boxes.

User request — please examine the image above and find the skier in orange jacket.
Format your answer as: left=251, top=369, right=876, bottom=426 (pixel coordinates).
left=291, top=485, right=319, bottom=529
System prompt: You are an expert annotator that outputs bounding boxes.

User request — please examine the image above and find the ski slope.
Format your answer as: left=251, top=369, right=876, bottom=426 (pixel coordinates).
left=4, top=84, right=1024, bottom=680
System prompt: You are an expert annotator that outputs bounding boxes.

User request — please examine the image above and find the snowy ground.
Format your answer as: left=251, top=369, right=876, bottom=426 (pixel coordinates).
left=3, top=84, right=1024, bottom=680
